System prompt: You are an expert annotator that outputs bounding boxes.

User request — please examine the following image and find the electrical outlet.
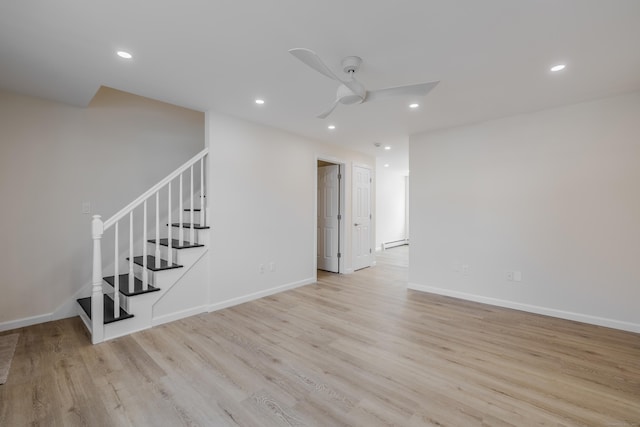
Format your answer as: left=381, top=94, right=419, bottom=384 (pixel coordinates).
left=259, top=264, right=265, bottom=274
left=82, top=201, right=91, bottom=214
left=506, top=271, right=514, bottom=281
left=461, top=264, right=470, bottom=275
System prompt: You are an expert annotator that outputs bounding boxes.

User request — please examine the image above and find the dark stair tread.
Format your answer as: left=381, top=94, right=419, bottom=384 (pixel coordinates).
left=126, top=255, right=183, bottom=271
left=77, top=295, right=134, bottom=324
left=103, top=274, right=160, bottom=296
left=170, top=222, right=210, bottom=229
left=148, top=238, right=204, bottom=249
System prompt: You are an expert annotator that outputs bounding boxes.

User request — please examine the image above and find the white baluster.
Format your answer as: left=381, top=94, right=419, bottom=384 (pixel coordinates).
left=155, top=192, right=160, bottom=269
left=168, top=183, right=173, bottom=264
left=113, top=222, right=120, bottom=319
left=179, top=174, right=184, bottom=246
left=190, top=165, right=195, bottom=244
left=128, top=211, right=134, bottom=294
left=143, top=200, right=148, bottom=291
left=91, top=215, right=104, bottom=344
left=200, top=157, right=205, bottom=227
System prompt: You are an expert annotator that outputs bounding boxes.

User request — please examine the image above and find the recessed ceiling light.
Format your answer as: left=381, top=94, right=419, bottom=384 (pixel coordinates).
left=409, top=103, right=420, bottom=109
left=550, top=64, right=566, bottom=72
left=328, top=125, right=336, bottom=130
left=255, top=98, right=265, bottom=105
left=384, top=146, right=391, bottom=150
left=384, top=164, right=390, bottom=168
left=116, top=51, right=132, bottom=59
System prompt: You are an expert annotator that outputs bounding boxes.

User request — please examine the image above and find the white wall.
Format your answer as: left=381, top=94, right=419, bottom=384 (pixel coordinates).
left=207, top=112, right=373, bottom=308
left=375, top=158, right=408, bottom=250
left=409, top=91, right=640, bottom=332
left=0, top=87, right=204, bottom=329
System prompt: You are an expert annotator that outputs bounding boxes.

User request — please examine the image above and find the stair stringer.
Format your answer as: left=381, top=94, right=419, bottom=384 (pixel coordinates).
left=151, top=250, right=209, bottom=327
left=102, top=230, right=209, bottom=341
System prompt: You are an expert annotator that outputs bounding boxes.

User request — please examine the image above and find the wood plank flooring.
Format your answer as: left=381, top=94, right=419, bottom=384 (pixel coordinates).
left=1, top=245, right=639, bottom=426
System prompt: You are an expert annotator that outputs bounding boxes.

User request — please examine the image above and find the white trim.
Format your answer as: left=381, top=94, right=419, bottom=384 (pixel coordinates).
left=78, top=310, right=92, bottom=333
left=0, top=313, right=53, bottom=332
left=208, top=277, right=315, bottom=313
left=315, top=155, right=347, bottom=274
left=152, top=305, right=209, bottom=327
left=408, top=282, right=640, bottom=334
left=1, top=281, right=99, bottom=332
left=317, top=154, right=347, bottom=166
left=52, top=282, right=92, bottom=321
left=352, top=161, right=373, bottom=169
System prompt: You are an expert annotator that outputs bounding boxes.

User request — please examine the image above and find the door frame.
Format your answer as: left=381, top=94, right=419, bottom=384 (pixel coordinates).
left=314, top=155, right=346, bottom=278
left=352, top=162, right=374, bottom=270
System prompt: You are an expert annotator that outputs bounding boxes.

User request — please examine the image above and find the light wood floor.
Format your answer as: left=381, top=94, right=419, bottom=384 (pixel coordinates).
left=1, top=246, right=639, bottom=426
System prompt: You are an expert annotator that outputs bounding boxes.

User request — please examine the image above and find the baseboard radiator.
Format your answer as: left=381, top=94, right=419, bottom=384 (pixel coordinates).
left=381, top=239, right=409, bottom=250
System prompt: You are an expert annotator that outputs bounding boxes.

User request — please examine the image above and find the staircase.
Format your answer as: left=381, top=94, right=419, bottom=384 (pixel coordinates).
left=77, top=149, right=209, bottom=344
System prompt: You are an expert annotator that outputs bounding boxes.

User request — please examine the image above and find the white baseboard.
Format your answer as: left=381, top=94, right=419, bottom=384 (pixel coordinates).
left=1, top=282, right=92, bottom=332
left=408, top=282, right=640, bottom=334
left=0, top=313, right=53, bottom=332
left=208, top=277, right=315, bottom=313
left=52, top=283, right=92, bottom=321
left=152, top=305, right=209, bottom=327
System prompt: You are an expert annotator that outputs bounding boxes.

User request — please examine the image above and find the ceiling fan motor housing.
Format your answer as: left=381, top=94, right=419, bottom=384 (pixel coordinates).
left=341, top=56, right=362, bottom=74
left=338, top=56, right=365, bottom=104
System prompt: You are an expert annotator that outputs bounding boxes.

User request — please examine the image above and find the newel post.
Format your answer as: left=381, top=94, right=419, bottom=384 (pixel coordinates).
left=91, top=215, right=104, bottom=344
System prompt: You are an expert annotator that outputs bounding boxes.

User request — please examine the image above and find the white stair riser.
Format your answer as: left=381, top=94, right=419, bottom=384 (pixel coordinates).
left=98, top=285, right=133, bottom=312
left=144, top=242, right=206, bottom=263
left=165, top=225, right=209, bottom=245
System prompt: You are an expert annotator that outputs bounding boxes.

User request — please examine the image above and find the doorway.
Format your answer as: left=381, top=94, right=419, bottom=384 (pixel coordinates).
left=317, top=159, right=344, bottom=273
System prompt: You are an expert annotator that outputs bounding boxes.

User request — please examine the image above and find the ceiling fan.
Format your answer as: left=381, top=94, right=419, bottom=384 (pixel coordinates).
left=289, top=48, right=439, bottom=119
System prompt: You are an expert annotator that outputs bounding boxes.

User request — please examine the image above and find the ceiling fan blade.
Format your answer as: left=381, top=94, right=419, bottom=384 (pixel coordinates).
left=317, top=99, right=340, bottom=119
left=365, top=81, right=440, bottom=103
left=289, top=48, right=363, bottom=95
left=289, top=48, right=342, bottom=82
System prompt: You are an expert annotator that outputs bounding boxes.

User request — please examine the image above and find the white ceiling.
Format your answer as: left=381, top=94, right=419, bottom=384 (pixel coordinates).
left=2, top=1, right=640, bottom=172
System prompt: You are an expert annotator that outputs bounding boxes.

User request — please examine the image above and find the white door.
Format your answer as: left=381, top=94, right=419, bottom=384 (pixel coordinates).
left=353, top=165, right=372, bottom=271
left=317, top=165, right=340, bottom=272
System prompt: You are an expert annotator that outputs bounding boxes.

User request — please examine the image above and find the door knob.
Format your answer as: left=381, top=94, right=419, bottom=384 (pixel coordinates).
left=354, top=223, right=360, bottom=226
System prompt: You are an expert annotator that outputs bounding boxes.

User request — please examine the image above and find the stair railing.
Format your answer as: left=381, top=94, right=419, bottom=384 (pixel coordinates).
left=90, top=148, right=208, bottom=344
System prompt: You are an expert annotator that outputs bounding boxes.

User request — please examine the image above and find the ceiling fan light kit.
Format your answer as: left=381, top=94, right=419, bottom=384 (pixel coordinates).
left=289, top=48, right=439, bottom=119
